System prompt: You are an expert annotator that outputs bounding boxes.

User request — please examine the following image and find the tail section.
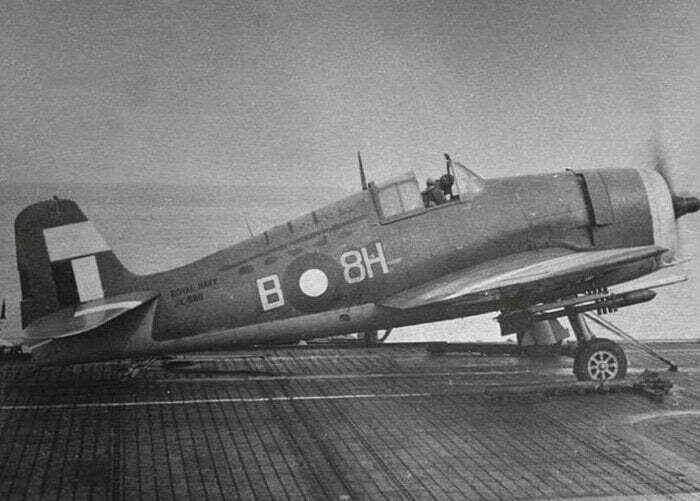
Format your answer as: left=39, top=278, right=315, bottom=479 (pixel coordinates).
left=15, top=198, right=135, bottom=328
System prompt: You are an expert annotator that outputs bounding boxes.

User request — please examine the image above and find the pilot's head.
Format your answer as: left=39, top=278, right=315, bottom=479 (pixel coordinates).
left=426, top=177, right=436, bottom=188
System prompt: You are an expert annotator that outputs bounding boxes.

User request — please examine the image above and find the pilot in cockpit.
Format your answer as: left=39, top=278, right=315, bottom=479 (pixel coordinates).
left=423, top=154, right=485, bottom=207
left=422, top=177, right=447, bottom=207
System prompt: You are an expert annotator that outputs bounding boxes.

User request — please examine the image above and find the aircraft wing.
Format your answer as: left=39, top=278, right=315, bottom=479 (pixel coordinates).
left=20, top=290, right=159, bottom=344
left=380, top=246, right=665, bottom=310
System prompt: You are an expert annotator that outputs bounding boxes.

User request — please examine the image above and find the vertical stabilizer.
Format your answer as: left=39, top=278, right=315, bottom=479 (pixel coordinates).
left=15, top=198, right=135, bottom=328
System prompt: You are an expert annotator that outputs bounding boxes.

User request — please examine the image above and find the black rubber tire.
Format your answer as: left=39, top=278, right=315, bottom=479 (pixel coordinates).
left=573, top=338, right=627, bottom=381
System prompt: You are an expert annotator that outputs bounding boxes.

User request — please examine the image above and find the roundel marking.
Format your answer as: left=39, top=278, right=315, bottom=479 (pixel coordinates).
left=282, top=252, right=344, bottom=313
left=298, top=268, right=328, bottom=297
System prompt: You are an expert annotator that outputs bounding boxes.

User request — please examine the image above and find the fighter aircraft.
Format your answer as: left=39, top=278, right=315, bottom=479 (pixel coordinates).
left=10, top=154, right=699, bottom=380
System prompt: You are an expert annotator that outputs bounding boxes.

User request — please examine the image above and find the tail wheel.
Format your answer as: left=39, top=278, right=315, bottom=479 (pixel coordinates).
left=574, top=338, right=627, bottom=381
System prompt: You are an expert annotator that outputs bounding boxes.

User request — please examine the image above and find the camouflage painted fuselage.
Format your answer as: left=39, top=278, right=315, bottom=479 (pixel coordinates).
left=17, top=168, right=662, bottom=363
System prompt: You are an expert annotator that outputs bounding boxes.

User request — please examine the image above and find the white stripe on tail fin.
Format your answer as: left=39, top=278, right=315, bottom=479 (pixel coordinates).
left=71, top=255, right=104, bottom=302
left=43, top=222, right=112, bottom=302
left=43, top=222, right=110, bottom=262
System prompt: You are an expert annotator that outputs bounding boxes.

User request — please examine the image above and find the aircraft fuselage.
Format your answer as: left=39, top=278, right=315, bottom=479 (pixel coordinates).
left=18, top=167, right=671, bottom=364
left=126, top=169, right=654, bottom=350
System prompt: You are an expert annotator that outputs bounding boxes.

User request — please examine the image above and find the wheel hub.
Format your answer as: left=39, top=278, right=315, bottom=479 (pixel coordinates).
left=588, top=350, right=619, bottom=380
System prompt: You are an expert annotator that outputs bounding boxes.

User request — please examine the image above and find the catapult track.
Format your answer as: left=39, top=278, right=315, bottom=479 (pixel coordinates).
left=2, top=342, right=700, bottom=500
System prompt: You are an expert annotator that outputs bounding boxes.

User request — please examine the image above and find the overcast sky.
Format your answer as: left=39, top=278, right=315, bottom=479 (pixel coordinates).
left=0, top=0, right=698, bottom=189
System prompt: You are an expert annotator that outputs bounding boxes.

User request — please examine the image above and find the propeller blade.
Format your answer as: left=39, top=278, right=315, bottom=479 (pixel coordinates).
left=647, top=132, right=700, bottom=262
left=650, top=135, right=677, bottom=194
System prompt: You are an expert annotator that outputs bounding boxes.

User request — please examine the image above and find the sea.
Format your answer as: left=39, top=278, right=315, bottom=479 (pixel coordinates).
left=1, top=182, right=698, bottom=344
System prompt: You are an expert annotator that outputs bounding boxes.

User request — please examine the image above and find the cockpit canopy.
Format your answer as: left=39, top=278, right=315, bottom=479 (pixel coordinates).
left=373, top=173, right=424, bottom=219
left=372, top=161, right=486, bottom=220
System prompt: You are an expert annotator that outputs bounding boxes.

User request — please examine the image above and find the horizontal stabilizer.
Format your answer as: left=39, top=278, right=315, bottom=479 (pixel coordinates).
left=20, top=291, right=159, bottom=345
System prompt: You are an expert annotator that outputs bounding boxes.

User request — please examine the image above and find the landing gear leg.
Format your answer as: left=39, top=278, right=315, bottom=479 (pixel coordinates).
left=568, top=313, right=627, bottom=381
left=568, top=312, right=594, bottom=343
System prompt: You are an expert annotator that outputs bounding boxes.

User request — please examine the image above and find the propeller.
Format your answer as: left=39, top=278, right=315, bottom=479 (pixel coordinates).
left=650, top=136, right=700, bottom=218
left=648, top=135, right=700, bottom=262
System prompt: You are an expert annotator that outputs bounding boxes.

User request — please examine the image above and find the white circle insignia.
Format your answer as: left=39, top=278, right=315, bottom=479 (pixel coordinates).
left=298, top=268, right=329, bottom=297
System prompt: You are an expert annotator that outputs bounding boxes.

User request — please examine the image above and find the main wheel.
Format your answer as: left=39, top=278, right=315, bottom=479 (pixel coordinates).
left=573, top=338, right=627, bottom=381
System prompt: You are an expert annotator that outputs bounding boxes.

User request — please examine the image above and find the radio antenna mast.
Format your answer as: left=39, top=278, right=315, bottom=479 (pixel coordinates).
left=357, top=151, right=368, bottom=190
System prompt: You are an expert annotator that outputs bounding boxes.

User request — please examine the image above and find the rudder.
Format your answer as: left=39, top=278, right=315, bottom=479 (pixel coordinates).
left=15, top=198, right=135, bottom=328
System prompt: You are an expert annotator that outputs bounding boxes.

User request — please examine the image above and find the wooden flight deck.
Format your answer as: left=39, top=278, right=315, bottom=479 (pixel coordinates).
left=2, top=342, right=700, bottom=500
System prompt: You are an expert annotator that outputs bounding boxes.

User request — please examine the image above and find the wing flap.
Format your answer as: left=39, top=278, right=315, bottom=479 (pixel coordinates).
left=380, top=246, right=665, bottom=310
left=20, top=291, right=159, bottom=344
